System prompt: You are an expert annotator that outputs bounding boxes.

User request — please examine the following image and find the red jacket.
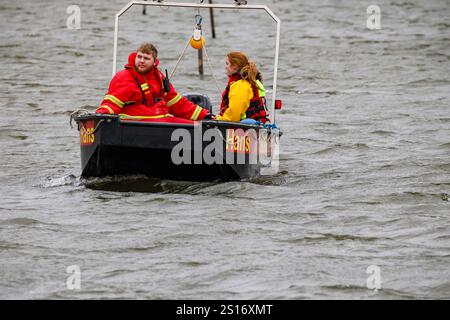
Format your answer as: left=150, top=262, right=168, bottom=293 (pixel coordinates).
left=96, top=52, right=208, bottom=121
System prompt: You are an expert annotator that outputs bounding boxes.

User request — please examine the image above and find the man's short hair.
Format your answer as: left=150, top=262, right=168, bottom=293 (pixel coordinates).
left=137, top=43, right=158, bottom=59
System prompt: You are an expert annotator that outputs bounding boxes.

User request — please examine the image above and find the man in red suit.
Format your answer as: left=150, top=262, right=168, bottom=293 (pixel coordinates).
left=96, top=43, right=208, bottom=122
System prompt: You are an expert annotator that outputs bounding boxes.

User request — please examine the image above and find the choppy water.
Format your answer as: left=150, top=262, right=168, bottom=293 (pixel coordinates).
left=1, top=0, right=449, bottom=299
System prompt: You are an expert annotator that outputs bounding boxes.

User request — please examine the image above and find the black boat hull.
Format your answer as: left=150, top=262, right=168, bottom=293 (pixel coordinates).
left=73, top=114, right=279, bottom=181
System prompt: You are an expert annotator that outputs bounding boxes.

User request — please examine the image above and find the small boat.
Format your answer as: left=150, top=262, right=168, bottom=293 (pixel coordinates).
left=72, top=110, right=280, bottom=181
left=71, top=1, right=282, bottom=181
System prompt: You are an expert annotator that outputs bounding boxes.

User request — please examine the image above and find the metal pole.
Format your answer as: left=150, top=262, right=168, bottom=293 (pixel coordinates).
left=265, top=6, right=280, bottom=124
left=113, top=14, right=119, bottom=76
left=208, top=0, right=216, bottom=38
left=198, top=48, right=204, bottom=80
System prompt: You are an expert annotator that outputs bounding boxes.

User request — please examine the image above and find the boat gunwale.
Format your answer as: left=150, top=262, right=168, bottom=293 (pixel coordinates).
left=73, top=114, right=270, bottom=131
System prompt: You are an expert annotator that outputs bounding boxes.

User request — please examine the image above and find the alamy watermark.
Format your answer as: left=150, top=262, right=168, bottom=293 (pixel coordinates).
left=66, top=5, right=81, bottom=30
left=366, top=265, right=382, bottom=291
left=170, top=125, right=280, bottom=175
left=366, top=5, right=381, bottom=30
left=66, top=265, right=81, bottom=290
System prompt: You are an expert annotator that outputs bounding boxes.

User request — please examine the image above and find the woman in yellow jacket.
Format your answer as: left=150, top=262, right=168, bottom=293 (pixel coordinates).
left=215, top=51, right=269, bottom=123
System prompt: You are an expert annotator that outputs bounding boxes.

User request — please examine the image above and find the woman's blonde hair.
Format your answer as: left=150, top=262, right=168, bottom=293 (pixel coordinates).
left=227, top=51, right=259, bottom=88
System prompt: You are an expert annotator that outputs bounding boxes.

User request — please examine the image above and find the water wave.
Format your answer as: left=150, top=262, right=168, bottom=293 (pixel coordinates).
left=280, top=233, right=381, bottom=243
left=39, top=174, right=80, bottom=188
left=0, top=218, right=41, bottom=226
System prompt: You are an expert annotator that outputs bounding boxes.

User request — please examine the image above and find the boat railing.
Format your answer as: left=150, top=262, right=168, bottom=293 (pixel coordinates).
left=112, top=1, right=281, bottom=123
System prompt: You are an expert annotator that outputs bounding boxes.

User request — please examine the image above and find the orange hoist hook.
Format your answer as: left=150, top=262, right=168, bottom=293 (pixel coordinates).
left=190, top=14, right=206, bottom=50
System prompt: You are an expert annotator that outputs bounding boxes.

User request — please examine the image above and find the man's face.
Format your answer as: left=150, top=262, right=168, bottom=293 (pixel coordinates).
left=135, top=51, right=155, bottom=74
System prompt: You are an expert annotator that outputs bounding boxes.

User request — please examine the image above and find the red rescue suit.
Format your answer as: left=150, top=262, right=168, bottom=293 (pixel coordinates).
left=96, top=52, right=208, bottom=122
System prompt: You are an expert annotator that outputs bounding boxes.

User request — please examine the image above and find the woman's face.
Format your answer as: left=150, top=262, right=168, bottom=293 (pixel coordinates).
left=226, top=57, right=238, bottom=76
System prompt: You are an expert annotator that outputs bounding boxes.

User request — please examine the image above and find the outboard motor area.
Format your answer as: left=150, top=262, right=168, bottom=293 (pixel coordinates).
left=183, top=92, right=212, bottom=113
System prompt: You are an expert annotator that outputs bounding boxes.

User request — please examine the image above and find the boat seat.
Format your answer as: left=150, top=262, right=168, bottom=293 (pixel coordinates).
left=183, top=92, right=213, bottom=113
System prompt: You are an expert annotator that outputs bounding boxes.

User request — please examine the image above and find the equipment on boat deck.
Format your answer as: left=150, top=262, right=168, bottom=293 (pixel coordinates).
left=182, top=93, right=213, bottom=114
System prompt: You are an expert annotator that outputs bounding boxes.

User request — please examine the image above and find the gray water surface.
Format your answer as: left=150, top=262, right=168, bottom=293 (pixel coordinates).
left=0, top=0, right=449, bottom=299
